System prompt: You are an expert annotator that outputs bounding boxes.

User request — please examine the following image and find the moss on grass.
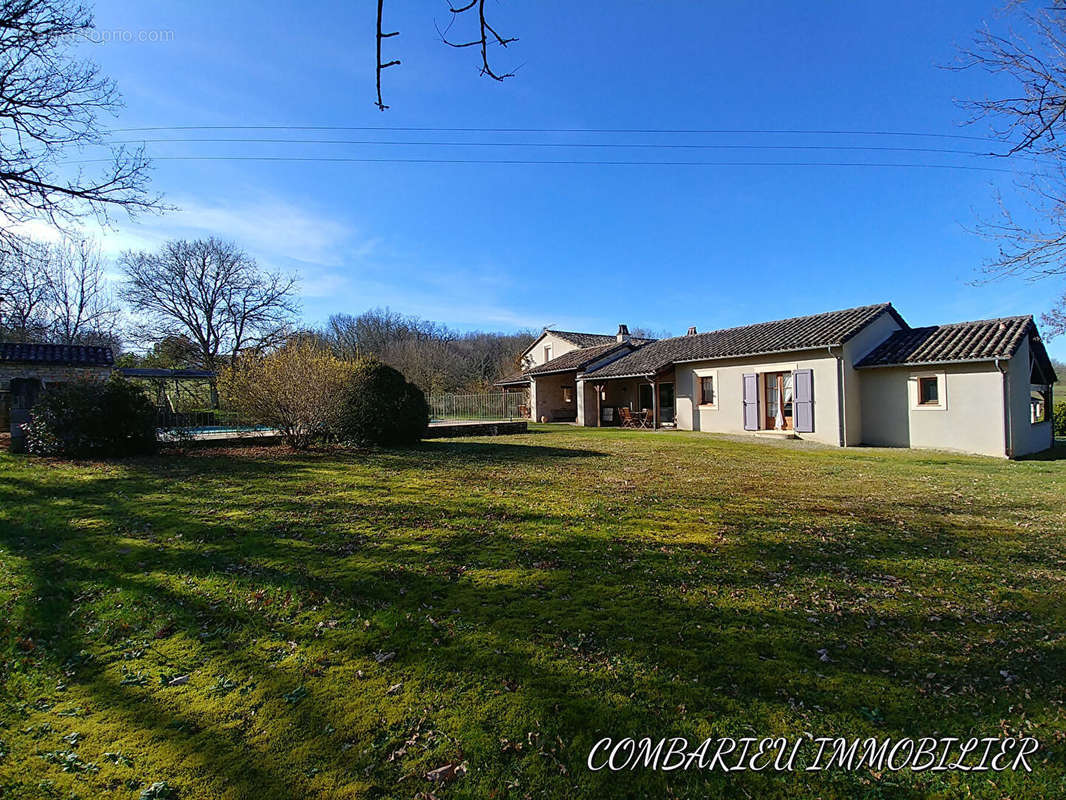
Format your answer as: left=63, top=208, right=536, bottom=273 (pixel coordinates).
left=1, top=426, right=1064, bottom=798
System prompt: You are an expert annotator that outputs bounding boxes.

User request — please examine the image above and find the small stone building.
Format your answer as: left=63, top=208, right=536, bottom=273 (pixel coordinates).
left=1, top=343, right=114, bottom=448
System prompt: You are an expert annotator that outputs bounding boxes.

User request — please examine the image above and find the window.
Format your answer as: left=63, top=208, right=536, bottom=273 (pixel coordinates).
left=1031, top=387, right=1049, bottom=424
left=917, top=376, right=939, bottom=406
left=638, top=383, right=653, bottom=410
left=543, top=345, right=552, bottom=363
left=698, top=375, right=715, bottom=405
left=562, top=386, right=573, bottom=403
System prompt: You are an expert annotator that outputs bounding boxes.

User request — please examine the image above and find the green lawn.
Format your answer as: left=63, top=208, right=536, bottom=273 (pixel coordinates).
left=1, top=426, right=1064, bottom=799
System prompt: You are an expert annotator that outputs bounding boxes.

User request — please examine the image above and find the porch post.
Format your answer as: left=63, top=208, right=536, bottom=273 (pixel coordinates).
left=651, top=377, right=659, bottom=429
left=575, top=378, right=586, bottom=427
left=594, top=384, right=604, bottom=427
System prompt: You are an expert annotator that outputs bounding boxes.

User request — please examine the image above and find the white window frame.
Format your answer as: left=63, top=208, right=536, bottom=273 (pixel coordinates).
left=1030, top=384, right=1050, bottom=425
left=693, top=367, right=718, bottom=409
left=910, top=372, right=947, bottom=411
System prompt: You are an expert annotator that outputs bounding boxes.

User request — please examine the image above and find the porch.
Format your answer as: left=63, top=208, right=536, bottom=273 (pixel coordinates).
left=578, top=371, right=676, bottom=429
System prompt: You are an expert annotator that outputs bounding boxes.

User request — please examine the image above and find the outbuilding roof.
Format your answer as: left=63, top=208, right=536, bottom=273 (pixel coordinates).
left=0, top=342, right=114, bottom=366
left=855, top=315, right=1035, bottom=368
left=117, top=367, right=215, bottom=379
left=582, top=303, right=903, bottom=379
left=494, top=372, right=531, bottom=387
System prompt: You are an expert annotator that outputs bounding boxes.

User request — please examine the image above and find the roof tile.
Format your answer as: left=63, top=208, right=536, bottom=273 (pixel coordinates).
left=0, top=342, right=114, bottom=366
left=583, top=303, right=898, bottom=378
left=856, top=316, right=1032, bottom=367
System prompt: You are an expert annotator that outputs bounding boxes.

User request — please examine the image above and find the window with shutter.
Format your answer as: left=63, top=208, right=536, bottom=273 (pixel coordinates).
left=793, top=369, right=814, bottom=432
left=742, top=373, right=759, bottom=430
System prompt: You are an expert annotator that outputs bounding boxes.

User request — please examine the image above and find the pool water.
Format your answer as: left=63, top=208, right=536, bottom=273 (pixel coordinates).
left=178, top=425, right=273, bottom=435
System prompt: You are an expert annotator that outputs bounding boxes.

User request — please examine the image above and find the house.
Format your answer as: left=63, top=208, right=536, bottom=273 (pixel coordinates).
left=497, top=303, right=1058, bottom=458
left=1, top=343, right=115, bottom=449
left=496, top=326, right=653, bottom=422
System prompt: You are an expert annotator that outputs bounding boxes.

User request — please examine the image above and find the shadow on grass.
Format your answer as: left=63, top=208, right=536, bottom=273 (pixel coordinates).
left=0, top=446, right=1062, bottom=799
left=1016, top=437, right=1066, bottom=461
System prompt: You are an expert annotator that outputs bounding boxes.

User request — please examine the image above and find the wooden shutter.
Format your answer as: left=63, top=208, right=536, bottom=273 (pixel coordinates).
left=742, top=373, right=759, bottom=430
left=793, top=369, right=814, bottom=432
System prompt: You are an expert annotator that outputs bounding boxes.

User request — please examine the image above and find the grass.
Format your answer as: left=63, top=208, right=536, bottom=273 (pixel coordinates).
left=1, top=425, right=1064, bottom=799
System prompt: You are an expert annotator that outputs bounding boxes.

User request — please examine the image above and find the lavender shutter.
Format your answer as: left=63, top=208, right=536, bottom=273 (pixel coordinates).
left=793, top=369, right=814, bottom=432
left=742, top=373, right=759, bottom=430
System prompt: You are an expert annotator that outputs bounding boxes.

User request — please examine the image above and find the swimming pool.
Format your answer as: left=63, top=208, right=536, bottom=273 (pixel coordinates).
left=165, top=425, right=274, bottom=436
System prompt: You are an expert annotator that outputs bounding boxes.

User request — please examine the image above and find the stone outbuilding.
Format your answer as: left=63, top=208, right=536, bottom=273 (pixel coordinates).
left=1, top=343, right=114, bottom=448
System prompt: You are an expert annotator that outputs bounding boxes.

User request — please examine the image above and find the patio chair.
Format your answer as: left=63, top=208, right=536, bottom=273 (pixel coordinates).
left=637, top=409, right=654, bottom=429
left=619, top=407, right=636, bottom=428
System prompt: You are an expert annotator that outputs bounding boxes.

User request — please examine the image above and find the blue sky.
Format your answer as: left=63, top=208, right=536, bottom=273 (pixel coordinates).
left=67, top=1, right=1066, bottom=357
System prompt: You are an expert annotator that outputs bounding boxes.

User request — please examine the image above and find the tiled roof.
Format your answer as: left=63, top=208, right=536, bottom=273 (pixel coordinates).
left=494, top=372, right=531, bottom=387
left=856, top=316, right=1034, bottom=368
left=548, top=329, right=619, bottom=348
left=0, top=342, right=114, bottom=366
left=582, top=303, right=901, bottom=379
left=544, top=329, right=654, bottom=349
left=525, top=341, right=635, bottom=376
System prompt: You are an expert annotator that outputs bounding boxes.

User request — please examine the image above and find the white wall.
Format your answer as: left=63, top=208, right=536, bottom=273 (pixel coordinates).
left=859, top=363, right=1008, bottom=457
left=674, top=350, right=843, bottom=446
left=841, top=310, right=905, bottom=446
left=1007, top=337, right=1054, bottom=457
left=523, top=332, right=581, bottom=369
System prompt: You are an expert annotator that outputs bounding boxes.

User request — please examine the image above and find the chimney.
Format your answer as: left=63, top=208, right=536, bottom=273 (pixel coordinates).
left=687, top=326, right=697, bottom=336
left=616, top=323, right=630, bottom=342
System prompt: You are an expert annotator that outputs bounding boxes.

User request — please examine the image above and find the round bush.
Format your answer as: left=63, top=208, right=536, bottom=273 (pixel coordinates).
left=1054, top=401, right=1066, bottom=438
left=337, top=359, right=429, bottom=447
left=26, top=376, right=158, bottom=458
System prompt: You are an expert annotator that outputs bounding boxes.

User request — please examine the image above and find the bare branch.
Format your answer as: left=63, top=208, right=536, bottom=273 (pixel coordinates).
left=956, top=2, right=1066, bottom=308
left=0, top=0, right=161, bottom=254
left=376, top=0, right=518, bottom=108
left=375, top=0, right=400, bottom=110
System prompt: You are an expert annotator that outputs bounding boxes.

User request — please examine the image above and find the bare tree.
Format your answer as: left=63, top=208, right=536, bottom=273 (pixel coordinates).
left=44, top=236, right=119, bottom=344
left=0, top=0, right=160, bottom=256
left=0, top=241, right=49, bottom=340
left=0, top=234, right=120, bottom=344
left=320, top=307, right=536, bottom=394
left=120, top=238, right=299, bottom=403
left=375, top=0, right=517, bottom=110
left=1044, top=292, right=1066, bottom=337
left=956, top=1, right=1066, bottom=336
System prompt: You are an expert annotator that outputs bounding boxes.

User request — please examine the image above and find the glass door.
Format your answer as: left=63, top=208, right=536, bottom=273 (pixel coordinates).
left=764, top=372, right=793, bottom=430
left=658, top=382, right=675, bottom=423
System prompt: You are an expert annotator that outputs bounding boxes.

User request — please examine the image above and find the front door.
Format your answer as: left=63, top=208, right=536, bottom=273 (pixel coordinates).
left=764, top=372, right=793, bottom=430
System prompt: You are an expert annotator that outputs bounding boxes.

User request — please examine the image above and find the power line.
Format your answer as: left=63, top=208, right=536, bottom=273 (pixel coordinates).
left=65, top=154, right=1035, bottom=174
left=102, top=136, right=1004, bottom=158
left=107, top=124, right=1000, bottom=143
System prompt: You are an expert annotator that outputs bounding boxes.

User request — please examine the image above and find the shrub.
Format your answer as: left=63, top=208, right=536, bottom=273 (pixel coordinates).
left=26, top=376, right=158, bottom=458
left=337, top=358, right=429, bottom=447
left=1053, top=401, right=1066, bottom=437
left=220, top=340, right=352, bottom=449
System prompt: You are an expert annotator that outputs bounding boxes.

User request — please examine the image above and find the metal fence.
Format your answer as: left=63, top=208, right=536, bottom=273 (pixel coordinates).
left=155, top=408, right=255, bottom=432
left=429, top=391, right=529, bottom=421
